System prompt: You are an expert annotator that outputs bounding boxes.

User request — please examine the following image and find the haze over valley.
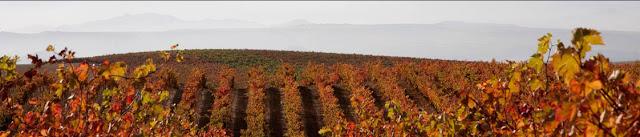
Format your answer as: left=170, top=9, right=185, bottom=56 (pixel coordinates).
left=2, top=13, right=639, bottom=64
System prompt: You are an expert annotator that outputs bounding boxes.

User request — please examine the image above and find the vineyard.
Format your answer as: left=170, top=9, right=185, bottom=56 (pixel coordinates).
left=1, top=28, right=640, bottom=136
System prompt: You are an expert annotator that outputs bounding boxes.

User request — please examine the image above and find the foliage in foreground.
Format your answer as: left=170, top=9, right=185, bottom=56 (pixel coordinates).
left=0, top=28, right=639, bottom=136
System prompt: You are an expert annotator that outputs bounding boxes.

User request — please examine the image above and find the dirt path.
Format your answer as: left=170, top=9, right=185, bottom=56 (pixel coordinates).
left=397, top=79, right=439, bottom=113
left=298, top=87, right=321, bottom=137
left=197, top=89, right=213, bottom=129
left=331, top=86, right=356, bottom=122
left=265, top=88, right=284, bottom=137
left=364, top=83, right=385, bottom=109
left=231, top=89, right=248, bottom=137
left=169, top=84, right=184, bottom=113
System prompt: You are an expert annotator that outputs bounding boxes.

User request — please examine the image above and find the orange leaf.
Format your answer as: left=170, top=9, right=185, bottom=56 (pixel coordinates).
left=75, top=62, right=89, bottom=81
left=40, top=129, right=48, bottom=136
left=0, top=131, right=10, bottom=137
left=28, top=98, right=38, bottom=105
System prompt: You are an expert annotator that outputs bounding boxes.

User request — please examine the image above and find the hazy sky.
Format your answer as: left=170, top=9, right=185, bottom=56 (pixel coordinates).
left=1, top=1, right=640, bottom=32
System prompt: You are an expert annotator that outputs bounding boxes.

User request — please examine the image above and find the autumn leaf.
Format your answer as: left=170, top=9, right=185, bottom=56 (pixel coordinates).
left=584, top=34, right=604, bottom=45
left=467, top=98, right=476, bottom=109
left=160, top=51, right=170, bottom=61
left=102, top=62, right=127, bottom=81
left=46, top=44, right=55, bottom=52
left=142, top=91, right=153, bottom=105
left=40, top=129, right=48, bottom=136
left=585, top=80, right=603, bottom=95
left=318, top=128, right=332, bottom=135
left=133, top=59, right=156, bottom=79
left=176, top=52, right=184, bottom=63
left=555, top=103, right=577, bottom=122
left=529, top=79, right=544, bottom=91
left=551, top=49, right=580, bottom=85
left=0, top=131, right=10, bottom=137
left=75, top=62, right=89, bottom=81
left=28, top=98, right=38, bottom=105
left=537, top=33, right=552, bottom=55
left=159, top=90, right=169, bottom=102
left=528, top=53, right=544, bottom=73
left=52, top=83, right=64, bottom=98
left=584, top=122, right=600, bottom=137
left=508, top=69, right=522, bottom=94
left=572, top=28, right=604, bottom=59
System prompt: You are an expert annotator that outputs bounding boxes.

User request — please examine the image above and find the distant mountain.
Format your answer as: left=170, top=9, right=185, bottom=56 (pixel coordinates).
left=5, top=25, right=57, bottom=33
left=272, top=19, right=315, bottom=27
left=49, top=13, right=266, bottom=32
left=2, top=21, right=639, bottom=64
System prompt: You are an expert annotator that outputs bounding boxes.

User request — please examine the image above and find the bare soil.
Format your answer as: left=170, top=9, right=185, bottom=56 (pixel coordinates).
left=231, top=89, right=248, bottom=137
left=298, top=86, right=321, bottom=137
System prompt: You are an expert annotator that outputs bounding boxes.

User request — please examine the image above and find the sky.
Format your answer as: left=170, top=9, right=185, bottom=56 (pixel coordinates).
left=1, top=1, right=640, bottom=32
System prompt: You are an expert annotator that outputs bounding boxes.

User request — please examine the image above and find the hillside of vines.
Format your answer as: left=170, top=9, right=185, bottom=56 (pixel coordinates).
left=2, top=28, right=640, bottom=136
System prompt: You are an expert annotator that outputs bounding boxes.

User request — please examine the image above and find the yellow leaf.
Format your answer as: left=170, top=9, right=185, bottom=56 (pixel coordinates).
left=456, top=106, right=468, bottom=121
left=176, top=53, right=184, bottom=63
left=508, top=70, right=522, bottom=94
left=622, top=73, right=632, bottom=84
left=467, top=99, right=476, bottom=108
left=529, top=79, right=544, bottom=91
left=537, top=33, right=552, bottom=54
left=584, top=122, right=599, bottom=137
left=584, top=35, right=604, bottom=45
left=150, top=120, right=158, bottom=128
left=46, top=44, right=55, bottom=52
left=53, top=83, right=64, bottom=98
left=572, top=28, right=604, bottom=59
left=587, top=80, right=603, bottom=90
left=528, top=53, right=544, bottom=73
left=318, top=128, right=331, bottom=135
left=551, top=51, right=580, bottom=85
left=159, top=90, right=170, bottom=101
left=133, top=59, right=156, bottom=79
left=160, top=51, right=170, bottom=61
left=103, top=62, right=127, bottom=81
